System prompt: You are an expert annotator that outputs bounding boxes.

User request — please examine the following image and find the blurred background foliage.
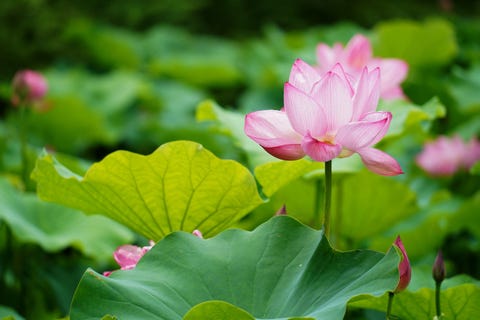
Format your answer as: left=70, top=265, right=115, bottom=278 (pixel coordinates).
left=1, top=0, right=480, bottom=319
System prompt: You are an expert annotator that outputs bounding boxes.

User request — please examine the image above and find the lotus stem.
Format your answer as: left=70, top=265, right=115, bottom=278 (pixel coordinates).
left=386, top=291, right=394, bottom=320
left=323, top=160, right=332, bottom=239
left=435, top=281, right=442, bottom=318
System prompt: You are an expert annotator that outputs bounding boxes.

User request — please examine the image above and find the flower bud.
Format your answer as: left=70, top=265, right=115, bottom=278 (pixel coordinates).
left=11, top=70, right=48, bottom=106
left=393, top=235, right=411, bottom=293
left=103, top=241, right=155, bottom=276
left=432, top=250, right=446, bottom=283
left=192, top=229, right=203, bottom=239
left=275, top=204, right=287, bottom=216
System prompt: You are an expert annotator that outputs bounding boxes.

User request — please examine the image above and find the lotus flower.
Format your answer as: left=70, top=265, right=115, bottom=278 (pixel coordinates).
left=11, top=69, right=48, bottom=107
left=316, top=34, right=408, bottom=100
left=416, top=135, right=480, bottom=176
left=244, top=59, right=403, bottom=176
left=393, top=236, right=411, bottom=293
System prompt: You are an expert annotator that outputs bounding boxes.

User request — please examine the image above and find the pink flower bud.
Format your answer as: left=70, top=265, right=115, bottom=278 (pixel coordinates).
left=11, top=70, right=48, bottom=106
left=104, top=241, right=155, bottom=276
left=275, top=205, right=287, bottom=216
left=192, top=230, right=203, bottom=239
left=432, top=250, right=446, bottom=283
left=393, top=236, right=411, bottom=293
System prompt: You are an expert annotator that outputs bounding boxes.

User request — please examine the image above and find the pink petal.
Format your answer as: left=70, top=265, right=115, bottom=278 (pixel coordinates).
left=376, top=59, right=408, bottom=100
left=335, top=111, right=391, bottom=151
left=284, top=83, right=327, bottom=137
left=329, top=63, right=354, bottom=96
left=393, top=236, right=411, bottom=293
left=344, top=34, right=372, bottom=70
left=357, top=147, right=403, bottom=176
left=310, top=71, right=353, bottom=133
left=352, top=67, right=380, bottom=120
left=288, top=59, right=321, bottom=93
left=263, top=144, right=305, bottom=160
left=192, top=230, right=203, bottom=238
left=316, top=43, right=343, bottom=72
left=113, top=245, right=145, bottom=270
left=244, top=110, right=302, bottom=148
left=465, top=137, right=480, bottom=168
left=302, top=133, right=342, bottom=162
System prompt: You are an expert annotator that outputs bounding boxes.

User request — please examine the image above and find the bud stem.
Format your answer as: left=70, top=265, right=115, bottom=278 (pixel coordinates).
left=435, top=281, right=442, bottom=318
left=386, top=291, right=394, bottom=320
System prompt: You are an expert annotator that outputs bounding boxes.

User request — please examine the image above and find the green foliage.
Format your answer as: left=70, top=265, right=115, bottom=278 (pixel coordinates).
left=0, top=8, right=479, bottom=320
left=381, top=97, right=446, bottom=139
left=0, top=306, right=24, bottom=320
left=183, top=301, right=255, bottom=320
left=70, top=216, right=400, bottom=320
left=32, top=141, right=263, bottom=240
left=0, top=178, right=133, bottom=259
left=350, top=268, right=480, bottom=319
left=374, top=19, right=458, bottom=68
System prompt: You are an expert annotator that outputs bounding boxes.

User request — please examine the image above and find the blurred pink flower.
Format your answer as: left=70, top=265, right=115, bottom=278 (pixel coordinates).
left=416, top=135, right=480, bottom=176
left=103, top=241, right=154, bottom=276
left=244, top=59, right=403, bottom=176
left=11, top=70, right=48, bottom=107
left=393, top=236, right=411, bottom=293
left=316, top=34, right=408, bottom=100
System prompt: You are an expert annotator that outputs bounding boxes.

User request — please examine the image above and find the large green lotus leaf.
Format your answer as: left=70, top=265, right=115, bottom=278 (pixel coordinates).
left=184, top=301, right=315, bottom=320
left=369, top=196, right=462, bottom=260
left=0, top=178, right=133, bottom=260
left=70, top=216, right=400, bottom=320
left=350, top=269, right=480, bottom=320
left=374, top=18, right=457, bottom=67
left=183, top=301, right=255, bottom=320
left=235, top=175, right=318, bottom=231
left=330, top=170, right=418, bottom=247
left=32, top=141, right=263, bottom=240
left=254, top=159, right=324, bottom=197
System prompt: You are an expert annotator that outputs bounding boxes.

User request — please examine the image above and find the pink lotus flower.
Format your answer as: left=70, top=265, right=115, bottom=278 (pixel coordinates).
left=316, top=34, right=408, bottom=100
left=244, top=59, right=403, bottom=176
left=11, top=70, right=48, bottom=107
left=416, top=135, right=480, bottom=176
left=393, top=236, right=411, bottom=293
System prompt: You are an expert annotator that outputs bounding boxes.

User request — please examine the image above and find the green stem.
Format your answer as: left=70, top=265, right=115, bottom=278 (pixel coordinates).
left=386, top=291, right=395, bottom=319
left=333, top=177, right=343, bottom=246
left=435, top=281, right=442, bottom=318
left=323, top=160, right=332, bottom=239
left=18, top=104, right=29, bottom=189
left=314, top=178, right=323, bottom=229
